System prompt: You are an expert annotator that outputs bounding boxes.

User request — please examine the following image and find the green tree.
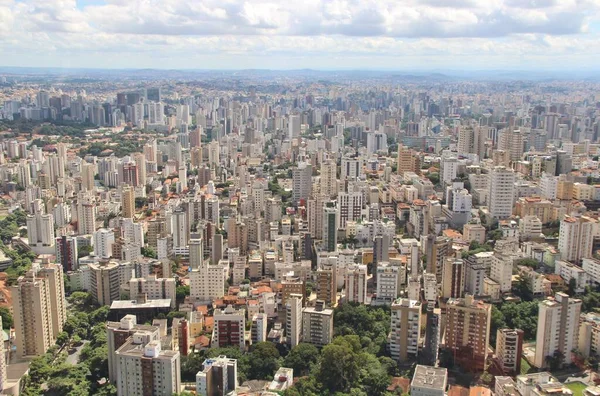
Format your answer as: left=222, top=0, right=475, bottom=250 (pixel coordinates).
left=0, top=307, right=13, bottom=329
left=319, top=343, right=360, bottom=393
left=283, top=343, right=320, bottom=376
left=247, top=342, right=281, bottom=380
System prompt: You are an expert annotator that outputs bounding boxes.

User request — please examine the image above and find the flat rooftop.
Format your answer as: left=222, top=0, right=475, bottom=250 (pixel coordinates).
left=411, top=365, right=447, bottom=390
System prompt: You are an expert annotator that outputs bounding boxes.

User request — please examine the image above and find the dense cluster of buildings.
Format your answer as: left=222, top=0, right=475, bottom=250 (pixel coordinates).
left=1, top=76, right=600, bottom=395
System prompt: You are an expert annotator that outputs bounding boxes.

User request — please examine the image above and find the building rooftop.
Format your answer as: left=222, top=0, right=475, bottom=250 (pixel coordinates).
left=110, top=298, right=172, bottom=310
left=411, top=365, right=447, bottom=390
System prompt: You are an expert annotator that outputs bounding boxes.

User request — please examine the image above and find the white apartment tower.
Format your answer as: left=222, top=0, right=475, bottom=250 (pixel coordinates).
left=558, top=215, right=596, bottom=262
left=534, top=292, right=582, bottom=368
left=488, top=166, right=516, bottom=219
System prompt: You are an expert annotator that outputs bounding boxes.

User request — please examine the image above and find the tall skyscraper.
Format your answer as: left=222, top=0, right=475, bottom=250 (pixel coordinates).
left=55, top=235, right=78, bottom=272
left=292, top=162, right=312, bottom=205
left=445, top=294, right=491, bottom=371
left=121, top=185, right=135, bottom=219
left=390, top=298, right=423, bottom=362
left=534, top=292, right=582, bottom=368
left=323, top=203, right=338, bottom=252
left=12, top=265, right=66, bottom=358
left=488, top=166, right=516, bottom=219
left=286, top=294, right=303, bottom=348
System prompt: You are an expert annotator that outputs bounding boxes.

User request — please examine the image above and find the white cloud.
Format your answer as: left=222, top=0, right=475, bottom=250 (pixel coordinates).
left=0, top=0, right=598, bottom=69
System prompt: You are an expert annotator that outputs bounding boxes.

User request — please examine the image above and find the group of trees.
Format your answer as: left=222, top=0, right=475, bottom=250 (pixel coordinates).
left=0, top=209, right=26, bottom=243
left=282, top=303, right=398, bottom=396
left=23, top=292, right=116, bottom=396
left=490, top=301, right=539, bottom=344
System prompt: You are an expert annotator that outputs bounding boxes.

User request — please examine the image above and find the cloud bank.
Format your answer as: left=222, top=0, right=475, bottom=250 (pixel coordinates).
left=0, top=0, right=599, bottom=70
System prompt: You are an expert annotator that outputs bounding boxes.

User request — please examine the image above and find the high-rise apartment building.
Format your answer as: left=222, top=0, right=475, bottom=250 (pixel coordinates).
left=12, top=265, right=66, bottom=358
left=534, top=292, right=582, bottom=368
left=292, top=162, right=312, bottom=205
left=320, top=160, right=338, bottom=198
left=286, top=294, right=303, bottom=348
left=94, top=228, right=115, bottom=259
left=302, top=300, right=334, bottom=347
left=212, top=305, right=245, bottom=350
left=441, top=258, right=464, bottom=299
left=337, top=191, right=363, bottom=229
left=196, top=356, right=238, bottom=396
left=389, top=298, right=422, bottom=362
left=89, top=260, right=122, bottom=306
left=488, top=166, right=516, bottom=219
left=107, top=315, right=161, bottom=382
left=398, top=145, right=421, bottom=175
left=316, top=268, right=336, bottom=306
left=323, top=204, right=338, bottom=252
left=115, top=338, right=180, bottom=396
left=445, top=295, right=491, bottom=371
left=121, top=185, right=135, bottom=218
left=558, top=215, right=596, bottom=262
left=496, top=329, right=524, bottom=375
left=55, top=235, right=78, bottom=272
left=26, top=201, right=55, bottom=252
left=344, top=264, right=368, bottom=303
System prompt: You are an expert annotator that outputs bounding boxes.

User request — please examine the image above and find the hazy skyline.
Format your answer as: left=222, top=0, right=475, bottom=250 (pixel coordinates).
left=1, top=0, right=600, bottom=71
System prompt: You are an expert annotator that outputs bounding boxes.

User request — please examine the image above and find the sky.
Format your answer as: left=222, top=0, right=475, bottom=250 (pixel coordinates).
left=1, top=0, right=600, bottom=71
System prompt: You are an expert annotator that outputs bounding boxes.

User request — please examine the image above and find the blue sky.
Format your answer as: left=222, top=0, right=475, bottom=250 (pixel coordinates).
left=1, top=0, right=600, bottom=71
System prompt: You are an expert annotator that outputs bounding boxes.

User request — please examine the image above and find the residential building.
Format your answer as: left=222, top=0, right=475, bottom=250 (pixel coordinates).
left=213, top=305, right=245, bottom=350
left=488, top=166, right=516, bottom=219
left=286, top=294, right=303, bottom=348
left=344, top=264, right=368, bottom=304
left=554, top=260, right=589, bottom=293
left=196, top=356, right=238, bottom=396
left=115, top=338, right=180, bottom=396
left=445, top=295, right=492, bottom=371
left=496, top=329, right=524, bottom=374
left=302, top=300, right=334, bottom=347
left=534, top=292, right=582, bottom=368
left=107, top=315, right=161, bottom=382
left=389, top=298, right=422, bottom=362
left=129, top=274, right=177, bottom=308
left=410, top=365, right=447, bottom=396
left=558, top=215, right=596, bottom=262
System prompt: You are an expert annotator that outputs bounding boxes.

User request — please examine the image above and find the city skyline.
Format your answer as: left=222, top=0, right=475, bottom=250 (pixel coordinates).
left=1, top=0, right=600, bottom=70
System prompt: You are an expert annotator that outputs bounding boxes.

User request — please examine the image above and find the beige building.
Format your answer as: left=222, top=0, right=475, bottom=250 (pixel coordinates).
left=89, top=260, right=122, bottom=306
left=129, top=274, right=177, bottom=308
left=12, top=264, right=66, bottom=358
left=389, top=298, right=422, bottom=362
left=115, top=337, right=180, bottom=396
left=316, top=268, right=336, bottom=306
left=398, top=145, right=421, bottom=175
left=558, top=215, right=596, bottom=262
left=107, top=315, right=161, bottom=382
left=535, top=293, right=582, bottom=368
left=121, top=185, right=135, bottom=219
left=302, top=300, right=334, bottom=347
left=463, top=222, right=486, bottom=245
